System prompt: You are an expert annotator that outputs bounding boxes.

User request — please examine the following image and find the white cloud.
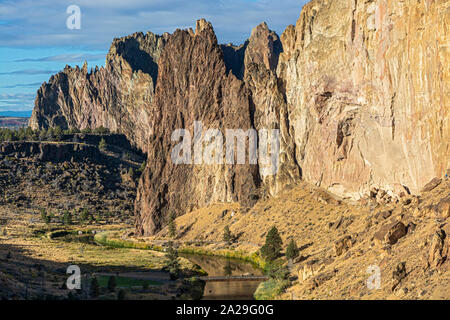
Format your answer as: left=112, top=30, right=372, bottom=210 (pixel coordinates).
left=0, top=0, right=308, bottom=49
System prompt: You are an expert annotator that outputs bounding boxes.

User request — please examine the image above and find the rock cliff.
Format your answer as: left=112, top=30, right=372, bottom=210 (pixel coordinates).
left=29, top=31, right=168, bottom=153
left=134, top=20, right=262, bottom=235
left=29, top=0, right=449, bottom=235
left=277, top=0, right=449, bottom=198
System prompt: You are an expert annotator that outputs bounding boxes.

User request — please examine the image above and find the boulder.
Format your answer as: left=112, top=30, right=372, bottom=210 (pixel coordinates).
left=374, top=221, right=407, bottom=245
left=334, top=235, right=353, bottom=256
left=421, top=178, right=442, bottom=193
left=428, top=229, right=447, bottom=268
left=435, top=197, right=450, bottom=219
left=392, top=262, right=407, bottom=291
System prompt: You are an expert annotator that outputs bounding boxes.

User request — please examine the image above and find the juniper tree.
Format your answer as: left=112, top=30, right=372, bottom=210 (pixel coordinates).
left=40, top=208, right=50, bottom=224
left=165, top=242, right=180, bottom=280
left=260, top=226, right=283, bottom=261
left=79, top=208, right=89, bottom=223
left=223, top=226, right=233, bottom=245
left=168, top=211, right=176, bottom=238
left=62, top=210, right=72, bottom=225
left=286, top=239, right=299, bottom=261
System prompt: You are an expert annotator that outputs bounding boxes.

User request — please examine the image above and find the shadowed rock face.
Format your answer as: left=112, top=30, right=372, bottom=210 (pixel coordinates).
left=30, top=0, right=449, bottom=235
left=29, top=31, right=168, bottom=154
left=134, top=21, right=263, bottom=235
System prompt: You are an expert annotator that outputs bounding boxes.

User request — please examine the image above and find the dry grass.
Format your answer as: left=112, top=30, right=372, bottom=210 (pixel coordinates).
left=144, top=180, right=450, bottom=300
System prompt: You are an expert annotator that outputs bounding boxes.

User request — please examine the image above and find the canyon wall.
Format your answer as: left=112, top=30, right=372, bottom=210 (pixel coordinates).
left=29, top=32, right=168, bottom=153
left=278, top=0, right=449, bottom=198
left=135, top=20, right=262, bottom=234
left=30, top=0, right=449, bottom=235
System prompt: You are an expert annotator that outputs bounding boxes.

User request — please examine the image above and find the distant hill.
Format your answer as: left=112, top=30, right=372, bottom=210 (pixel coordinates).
left=0, top=111, right=32, bottom=117
left=0, top=116, right=29, bottom=128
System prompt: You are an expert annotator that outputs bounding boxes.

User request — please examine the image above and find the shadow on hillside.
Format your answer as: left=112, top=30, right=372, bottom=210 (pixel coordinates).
left=0, top=242, right=166, bottom=299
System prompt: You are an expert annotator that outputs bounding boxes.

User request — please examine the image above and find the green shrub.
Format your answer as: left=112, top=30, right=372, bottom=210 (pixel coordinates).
left=165, top=242, right=180, bottom=280
left=98, top=138, right=107, bottom=151
left=264, top=260, right=289, bottom=281
left=54, top=126, right=62, bottom=141
left=40, top=208, right=50, bottom=224
left=39, top=128, right=47, bottom=141
left=79, top=208, right=89, bottom=223
left=286, top=239, right=299, bottom=261
left=254, top=279, right=290, bottom=300
left=138, top=162, right=146, bottom=173
left=128, top=167, right=135, bottom=179
left=93, top=126, right=110, bottom=134
left=62, top=210, right=72, bottom=225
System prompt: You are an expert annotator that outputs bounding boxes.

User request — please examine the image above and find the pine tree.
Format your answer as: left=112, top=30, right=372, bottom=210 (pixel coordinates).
left=223, top=226, right=233, bottom=245
left=40, top=208, right=50, bottom=224
left=62, top=210, right=72, bottom=225
left=79, top=208, right=89, bottom=223
left=168, top=211, right=176, bottom=238
left=165, top=242, right=180, bottom=280
left=54, top=126, right=62, bottom=141
left=260, top=226, right=283, bottom=261
left=107, top=276, right=116, bottom=293
left=39, top=128, right=47, bottom=141
left=286, top=239, right=299, bottom=261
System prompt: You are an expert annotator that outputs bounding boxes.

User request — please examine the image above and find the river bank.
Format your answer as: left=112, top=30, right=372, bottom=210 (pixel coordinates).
left=94, top=231, right=290, bottom=300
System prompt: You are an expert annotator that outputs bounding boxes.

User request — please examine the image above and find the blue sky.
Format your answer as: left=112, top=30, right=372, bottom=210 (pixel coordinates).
left=0, top=0, right=308, bottom=115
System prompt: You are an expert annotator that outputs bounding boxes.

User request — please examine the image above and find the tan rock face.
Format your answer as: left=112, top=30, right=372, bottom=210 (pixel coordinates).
left=243, top=23, right=301, bottom=196
left=278, top=0, right=449, bottom=199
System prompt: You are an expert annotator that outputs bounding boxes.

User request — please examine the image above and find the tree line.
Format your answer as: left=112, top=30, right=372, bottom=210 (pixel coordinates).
left=0, top=126, right=111, bottom=143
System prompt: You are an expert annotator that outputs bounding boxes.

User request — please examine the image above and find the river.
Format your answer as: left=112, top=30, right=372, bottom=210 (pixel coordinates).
left=182, top=254, right=264, bottom=300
